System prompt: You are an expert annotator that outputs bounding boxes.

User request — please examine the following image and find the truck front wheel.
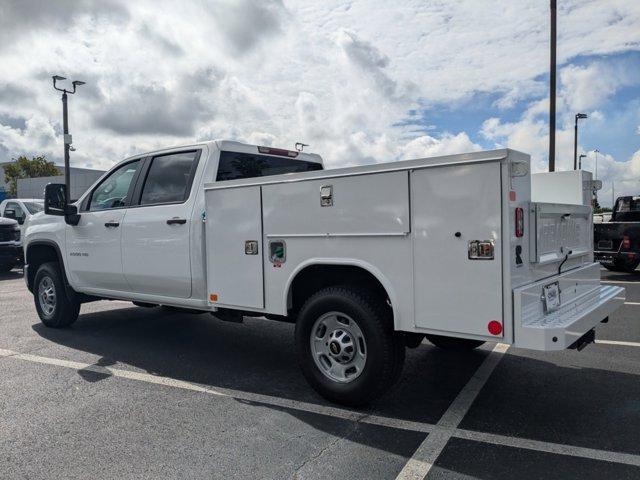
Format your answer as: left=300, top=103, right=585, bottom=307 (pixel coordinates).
left=34, top=262, right=80, bottom=328
left=295, top=286, right=405, bottom=406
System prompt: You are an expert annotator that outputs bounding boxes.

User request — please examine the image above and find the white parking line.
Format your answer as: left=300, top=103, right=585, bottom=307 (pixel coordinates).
left=395, top=343, right=510, bottom=480
left=624, top=301, right=640, bottom=306
left=596, top=340, right=640, bottom=348
left=0, top=347, right=430, bottom=434
left=3, top=345, right=640, bottom=470
left=601, top=280, right=640, bottom=285
left=455, top=429, right=640, bottom=467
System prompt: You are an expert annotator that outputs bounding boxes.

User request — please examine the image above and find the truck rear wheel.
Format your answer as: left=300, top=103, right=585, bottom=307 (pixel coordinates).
left=426, top=334, right=485, bottom=351
left=34, top=262, right=80, bottom=328
left=295, top=286, right=405, bottom=406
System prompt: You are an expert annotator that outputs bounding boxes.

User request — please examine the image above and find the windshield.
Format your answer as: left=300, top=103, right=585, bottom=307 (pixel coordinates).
left=24, top=202, right=44, bottom=214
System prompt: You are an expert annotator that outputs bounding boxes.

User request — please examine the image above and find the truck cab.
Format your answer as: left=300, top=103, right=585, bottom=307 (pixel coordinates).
left=24, top=140, right=322, bottom=305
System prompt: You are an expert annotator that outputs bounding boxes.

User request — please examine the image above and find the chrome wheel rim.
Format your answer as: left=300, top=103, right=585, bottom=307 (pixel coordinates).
left=38, top=276, right=56, bottom=317
left=310, top=311, right=367, bottom=383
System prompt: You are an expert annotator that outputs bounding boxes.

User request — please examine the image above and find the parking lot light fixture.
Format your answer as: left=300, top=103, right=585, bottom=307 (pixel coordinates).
left=573, top=113, right=588, bottom=170
left=51, top=75, right=84, bottom=205
left=579, top=154, right=587, bottom=169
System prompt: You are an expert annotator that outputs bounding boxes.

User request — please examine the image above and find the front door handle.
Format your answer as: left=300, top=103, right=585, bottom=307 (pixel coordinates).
left=166, top=218, right=187, bottom=225
left=104, top=221, right=120, bottom=228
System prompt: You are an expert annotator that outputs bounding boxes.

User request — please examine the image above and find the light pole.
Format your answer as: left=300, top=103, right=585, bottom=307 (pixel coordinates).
left=549, top=0, right=557, bottom=172
left=593, top=148, right=599, bottom=180
left=578, top=154, right=586, bottom=169
left=52, top=75, right=84, bottom=205
left=573, top=113, right=587, bottom=170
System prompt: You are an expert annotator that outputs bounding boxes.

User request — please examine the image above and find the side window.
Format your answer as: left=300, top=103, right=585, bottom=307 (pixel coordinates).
left=89, top=160, right=141, bottom=212
left=139, top=151, right=198, bottom=205
left=5, top=202, right=25, bottom=223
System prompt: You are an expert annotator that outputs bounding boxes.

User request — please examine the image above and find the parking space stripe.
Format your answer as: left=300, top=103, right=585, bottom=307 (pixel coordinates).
left=624, top=301, right=640, bottom=305
left=454, top=429, right=640, bottom=467
left=395, top=343, right=510, bottom=480
left=595, top=339, right=640, bottom=348
left=0, top=347, right=430, bottom=433
left=4, top=345, right=640, bottom=471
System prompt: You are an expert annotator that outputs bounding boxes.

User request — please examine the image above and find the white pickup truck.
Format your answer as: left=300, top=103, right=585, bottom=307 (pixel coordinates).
left=24, top=140, right=625, bottom=405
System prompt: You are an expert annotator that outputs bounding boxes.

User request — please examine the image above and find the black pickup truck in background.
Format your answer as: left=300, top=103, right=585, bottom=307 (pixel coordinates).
left=594, top=196, right=640, bottom=273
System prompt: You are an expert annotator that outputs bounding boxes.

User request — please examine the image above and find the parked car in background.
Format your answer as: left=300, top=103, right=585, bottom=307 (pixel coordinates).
left=0, top=216, right=21, bottom=272
left=594, top=196, right=640, bottom=273
left=1, top=199, right=44, bottom=231
left=1, top=199, right=44, bottom=260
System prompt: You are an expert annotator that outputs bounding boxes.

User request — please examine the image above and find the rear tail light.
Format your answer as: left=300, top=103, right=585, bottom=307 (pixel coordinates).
left=515, top=207, right=524, bottom=238
left=622, top=235, right=631, bottom=249
left=257, top=146, right=299, bottom=158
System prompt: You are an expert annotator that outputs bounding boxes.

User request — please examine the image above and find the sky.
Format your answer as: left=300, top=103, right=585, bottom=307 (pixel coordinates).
left=0, top=0, right=639, bottom=207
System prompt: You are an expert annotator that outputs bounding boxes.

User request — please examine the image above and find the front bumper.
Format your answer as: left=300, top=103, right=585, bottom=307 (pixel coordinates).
left=513, top=263, right=625, bottom=350
left=0, top=243, right=21, bottom=265
left=594, top=250, right=637, bottom=266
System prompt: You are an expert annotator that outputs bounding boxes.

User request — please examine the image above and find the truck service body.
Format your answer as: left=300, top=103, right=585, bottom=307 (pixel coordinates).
left=24, top=140, right=625, bottom=405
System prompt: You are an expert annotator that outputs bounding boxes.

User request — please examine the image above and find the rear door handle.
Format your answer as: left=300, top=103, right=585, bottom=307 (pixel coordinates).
left=166, top=218, right=187, bottom=225
left=104, top=221, right=120, bottom=228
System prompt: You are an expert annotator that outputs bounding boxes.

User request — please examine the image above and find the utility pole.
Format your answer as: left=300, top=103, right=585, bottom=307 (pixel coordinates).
left=52, top=76, right=84, bottom=205
left=549, top=0, right=557, bottom=172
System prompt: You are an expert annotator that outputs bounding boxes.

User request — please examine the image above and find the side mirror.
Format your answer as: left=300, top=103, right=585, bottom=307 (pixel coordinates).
left=44, top=183, right=66, bottom=216
left=4, top=208, right=16, bottom=220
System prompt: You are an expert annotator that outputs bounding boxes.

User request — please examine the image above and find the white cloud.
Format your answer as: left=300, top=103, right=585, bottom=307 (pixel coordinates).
left=0, top=0, right=638, bottom=178
left=400, top=133, right=481, bottom=160
left=560, top=60, right=637, bottom=112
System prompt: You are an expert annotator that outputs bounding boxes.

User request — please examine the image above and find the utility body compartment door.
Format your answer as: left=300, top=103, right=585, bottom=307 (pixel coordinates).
left=411, top=162, right=503, bottom=337
left=205, top=186, right=264, bottom=309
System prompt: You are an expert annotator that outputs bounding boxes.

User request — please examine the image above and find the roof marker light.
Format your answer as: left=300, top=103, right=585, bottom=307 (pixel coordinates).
left=258, top=146, right=299, bottom=158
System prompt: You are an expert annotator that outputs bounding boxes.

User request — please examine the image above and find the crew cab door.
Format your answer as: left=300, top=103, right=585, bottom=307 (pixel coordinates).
left=66, top=159, right=142, bottom=291
left=120, top=149, right=202, bottom=298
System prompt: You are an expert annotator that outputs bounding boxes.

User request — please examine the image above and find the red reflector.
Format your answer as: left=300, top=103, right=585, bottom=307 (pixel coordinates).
left=257, top=146, right=299, bottom=158
left=515, top=207, right=524, bottom=238
left=509, top=190, right=516, bottom=201
left=488, top=321, right=503, bottom=336
left=622, top=235, right=631, bottom=249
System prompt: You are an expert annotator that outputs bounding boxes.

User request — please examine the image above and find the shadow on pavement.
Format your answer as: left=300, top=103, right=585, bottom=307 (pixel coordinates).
left=0, top=269, right=23, bottom=281
left=32, top=305, right=487, bottom=426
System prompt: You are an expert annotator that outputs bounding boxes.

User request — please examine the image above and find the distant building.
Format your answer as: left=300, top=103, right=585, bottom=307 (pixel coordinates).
left=0, top=162, right=105, bottom=200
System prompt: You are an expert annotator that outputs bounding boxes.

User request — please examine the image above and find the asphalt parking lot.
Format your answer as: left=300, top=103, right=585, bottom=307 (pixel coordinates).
left=1, top=268, right=639, bottom=479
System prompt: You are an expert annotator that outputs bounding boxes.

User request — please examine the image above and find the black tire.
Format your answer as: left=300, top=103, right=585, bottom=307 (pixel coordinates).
left=0, top=263, right=14, bottom=272
left=426, top=334, right=485, bottom=351
left=295, top=286, right=405, bottom=406
left=34, top=262, right=80, bottom=328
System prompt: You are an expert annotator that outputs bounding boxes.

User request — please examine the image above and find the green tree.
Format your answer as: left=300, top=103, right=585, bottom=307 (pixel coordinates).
left=2, top=155, right=59, bottom=197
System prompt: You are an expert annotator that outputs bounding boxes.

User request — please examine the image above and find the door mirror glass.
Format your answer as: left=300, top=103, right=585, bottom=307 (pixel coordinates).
left=44, top=183, right=66, bottom=216
left=4, top=208, right=16, bottom=220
